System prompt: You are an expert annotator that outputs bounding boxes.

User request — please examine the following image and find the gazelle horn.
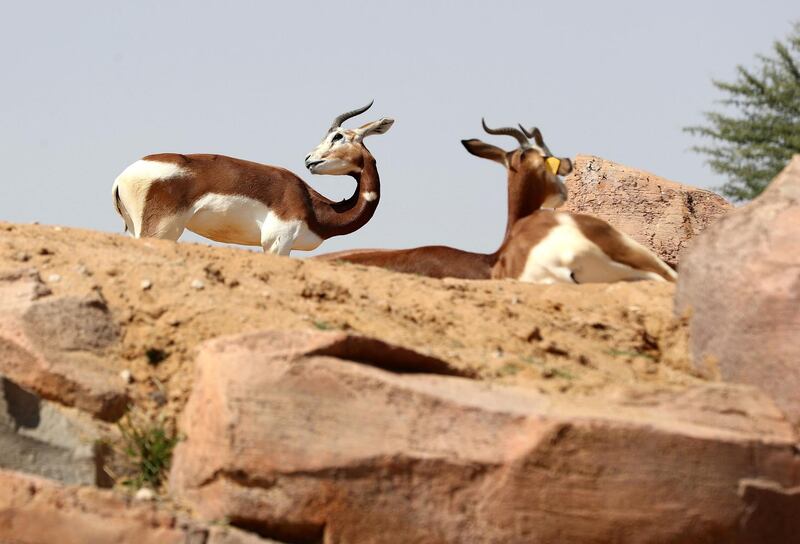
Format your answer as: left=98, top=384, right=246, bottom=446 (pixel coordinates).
left=329, top=100, right=375, bottom=132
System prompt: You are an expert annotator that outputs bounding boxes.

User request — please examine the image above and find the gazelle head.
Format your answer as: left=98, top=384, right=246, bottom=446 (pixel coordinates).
left=462, top=121, right=572, bottom=208
left=305, top=101, right=394, bottom=176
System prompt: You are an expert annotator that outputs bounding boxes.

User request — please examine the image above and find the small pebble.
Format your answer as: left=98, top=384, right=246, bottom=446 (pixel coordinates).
left=190, top=279, right=205, bottom=290
left=119, top=369, right=133, bottom=384
left=134, top=488, right=156, bottom=501
left=47, top=274, right=61, bottom=283
left=140, top=279, right=153, bottom=291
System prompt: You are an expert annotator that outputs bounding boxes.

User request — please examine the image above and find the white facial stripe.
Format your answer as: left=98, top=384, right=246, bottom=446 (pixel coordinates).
left=306, top=130, right=358, bottom=174
left=362, top=191, right=378, bottom=202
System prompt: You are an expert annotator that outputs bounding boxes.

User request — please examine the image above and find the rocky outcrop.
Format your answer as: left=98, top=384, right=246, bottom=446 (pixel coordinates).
left=563, top=155, right=732, bottom=266
left=676, top=156, right=800, bottom=423
left=0, top=269, right=128, bottom=421
left=170, top=330, right=800, bottom=544
left=0, top=469, right=281, bottom=544
left=0, top=377, right=109, bottom=486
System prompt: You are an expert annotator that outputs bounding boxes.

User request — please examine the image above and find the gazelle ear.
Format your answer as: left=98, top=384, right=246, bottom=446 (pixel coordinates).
left=461, top=139, right=508, bottom=167
left=355, top=118, right=394, bottom=139
left=557, top=157, right=573, bottom=176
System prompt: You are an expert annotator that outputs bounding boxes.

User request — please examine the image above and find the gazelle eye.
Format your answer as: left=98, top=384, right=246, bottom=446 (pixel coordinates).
left=331, top=133, right=344, bottom=143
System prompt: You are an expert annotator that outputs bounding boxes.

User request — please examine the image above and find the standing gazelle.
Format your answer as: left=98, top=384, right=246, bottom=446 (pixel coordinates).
left=112, top=101, right=393, bottom=255
left=314, top=121, right=572, bottom=278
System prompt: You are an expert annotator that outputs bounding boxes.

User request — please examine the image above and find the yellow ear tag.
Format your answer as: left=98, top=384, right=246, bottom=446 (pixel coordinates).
left=545, top=157, right=561, bottom=175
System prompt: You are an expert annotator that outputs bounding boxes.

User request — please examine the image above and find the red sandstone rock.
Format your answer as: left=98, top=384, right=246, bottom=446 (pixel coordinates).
left=0, top=469, right=279, bottom=544
left=170, top=330, right=800, bottom=544
left=563, top=155, right=732, bottom=266
left=0, top=270, right=128, bottom=421
left=676, top=155, right=800, bottom=423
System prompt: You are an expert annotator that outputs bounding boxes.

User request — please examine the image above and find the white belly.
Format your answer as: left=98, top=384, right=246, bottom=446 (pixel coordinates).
left=186, top=193, right=323, bottom=251
left=187, top=194, right=266, bottom=245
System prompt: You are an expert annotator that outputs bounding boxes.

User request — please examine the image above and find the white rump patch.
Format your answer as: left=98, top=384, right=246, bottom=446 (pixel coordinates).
left=362, top=191, right=378, bottom=202
left=118, top=159, right=188, bottom=182
left=113, top=160, right=189, bottom=237
left=519, top=213, right=666, bottom=284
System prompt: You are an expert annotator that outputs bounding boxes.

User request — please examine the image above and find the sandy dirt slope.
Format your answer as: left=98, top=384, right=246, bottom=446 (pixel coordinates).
left=0, top=221, right=698, bottom=420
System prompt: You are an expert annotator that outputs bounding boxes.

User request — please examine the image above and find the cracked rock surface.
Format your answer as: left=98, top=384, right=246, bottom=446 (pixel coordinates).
left=170, top=329, right=800, bottom=544
left=563, top=155, right=732, bottom=267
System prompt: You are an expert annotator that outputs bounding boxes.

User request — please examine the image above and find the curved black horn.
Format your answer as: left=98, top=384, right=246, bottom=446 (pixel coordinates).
left=329, top=100, right=374, bottom=132
left=482, top=118, right=529, bottom=148
left=519, top=124, right=552, bottom=155
left=518, top=124, right=535, bottom=139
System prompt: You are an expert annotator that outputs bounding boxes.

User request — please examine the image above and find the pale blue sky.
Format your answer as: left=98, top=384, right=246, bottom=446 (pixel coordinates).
left=1, top=1, right=797, bottom=255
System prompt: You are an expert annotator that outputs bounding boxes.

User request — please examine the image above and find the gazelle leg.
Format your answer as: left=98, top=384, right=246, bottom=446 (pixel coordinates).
left=139, top=211, right=189, bottom=241
left=260, top=218, right=299, bottom=256
left=571, top=253, right=667, bottom=283
left=547, top=266, right=578, bottom=284
left=263, top=235, right=294, bottom=256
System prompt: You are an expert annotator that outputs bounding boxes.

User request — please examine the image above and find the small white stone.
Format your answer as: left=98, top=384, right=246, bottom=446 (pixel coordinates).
left=119, top=369, right=133, bottom=384
left=190, top=279, right=205, bottom=290
left=53, top=226, right=63, bottom=232
left=47, top=274, right=61, bottom=283
left=140, top=279, right=153, bottom=291
left=134, top=488, right=156, bottom=501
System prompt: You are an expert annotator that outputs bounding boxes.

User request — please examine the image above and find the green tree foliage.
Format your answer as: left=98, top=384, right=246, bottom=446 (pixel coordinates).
left=686, top=23, right=800, bottom=201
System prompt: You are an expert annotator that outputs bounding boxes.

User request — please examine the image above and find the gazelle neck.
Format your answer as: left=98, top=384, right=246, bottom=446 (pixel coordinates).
left=502, top=168, right=549, bottom=242
left=310, top=149, right=380, bottom=239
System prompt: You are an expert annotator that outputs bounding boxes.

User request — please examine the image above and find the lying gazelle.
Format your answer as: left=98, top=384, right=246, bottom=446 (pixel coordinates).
left=491, top=131, right=676, bottom=283
left=112, top=101, right=393, bottom=255
left=315, top=121, right=573, bottom=279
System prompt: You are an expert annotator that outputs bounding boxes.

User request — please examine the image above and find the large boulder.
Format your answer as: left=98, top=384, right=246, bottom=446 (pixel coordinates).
left=0, top=269, right=128, bottom=421
left=563, top=155, right=732, bottom=266
left=170, top=330, right=800, bottom=544
left=0, top=469, right=280, bottom=544
left=675, top=156, right=800, bottom=423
